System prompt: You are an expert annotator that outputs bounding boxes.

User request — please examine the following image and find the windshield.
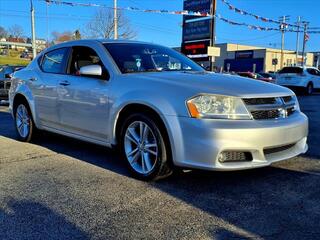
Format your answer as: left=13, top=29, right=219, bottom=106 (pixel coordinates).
left=104, top=43, right=204, bottom=74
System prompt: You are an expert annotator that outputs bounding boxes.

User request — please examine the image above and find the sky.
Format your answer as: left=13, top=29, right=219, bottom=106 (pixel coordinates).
left=0, top=0, right=320, bottom=52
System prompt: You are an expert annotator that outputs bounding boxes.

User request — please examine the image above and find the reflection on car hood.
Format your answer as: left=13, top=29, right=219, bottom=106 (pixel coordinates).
left=131, top=71, right=293, bottom=98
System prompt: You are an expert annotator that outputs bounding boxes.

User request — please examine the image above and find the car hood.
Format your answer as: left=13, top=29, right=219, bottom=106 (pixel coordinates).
left=130, top=71, right=293, bottom=98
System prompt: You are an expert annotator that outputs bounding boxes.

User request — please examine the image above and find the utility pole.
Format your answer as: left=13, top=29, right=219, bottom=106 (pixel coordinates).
left=114, top=0, right=118, bottom=40
left=295, top=16, right=301, bottom=66
left=209, top=0, right=217, bottom=72
left=301, top=21, right=309, bottom=67
left=279, top=16, right=289, bottom=69
left=30, top=0, right=37, bottom=59
left=46, top=1, right=49, bottom=47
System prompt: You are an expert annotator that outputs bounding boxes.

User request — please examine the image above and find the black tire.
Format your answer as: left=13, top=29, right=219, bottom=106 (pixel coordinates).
left=120, top=113, right=172, bottom=181
left=13, top=100, right=36, bottom=142
left=305, top=83, right=313, bottom=95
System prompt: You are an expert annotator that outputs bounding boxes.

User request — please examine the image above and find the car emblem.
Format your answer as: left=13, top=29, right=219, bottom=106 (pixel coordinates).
left=278, top=108, right=288, bottom=118
left=278, top=97, right=288, bottom=118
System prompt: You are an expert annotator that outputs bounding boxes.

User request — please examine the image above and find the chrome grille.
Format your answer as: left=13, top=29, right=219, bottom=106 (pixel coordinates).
left=243, top=96, right=297, bottom=120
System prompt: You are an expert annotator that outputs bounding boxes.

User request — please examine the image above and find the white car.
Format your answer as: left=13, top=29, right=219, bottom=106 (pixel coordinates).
left=276, top=66, right=320, bottom=95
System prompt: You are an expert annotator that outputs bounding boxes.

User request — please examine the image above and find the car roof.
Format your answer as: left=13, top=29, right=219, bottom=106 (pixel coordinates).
left=43, top=39, right=161, bottom=54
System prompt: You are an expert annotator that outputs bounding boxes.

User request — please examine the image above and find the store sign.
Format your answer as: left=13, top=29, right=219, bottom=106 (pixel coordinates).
left=183, top=0, right=211, bottom=20
left=235, top=50, right=254, bottom=59
left=181, top=40, right=210, bottom=57
left=182, top=19, right=211, bottom=42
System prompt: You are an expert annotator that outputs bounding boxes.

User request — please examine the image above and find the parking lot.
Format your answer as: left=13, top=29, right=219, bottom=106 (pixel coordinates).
left=0, top=95, right=319, bottom=239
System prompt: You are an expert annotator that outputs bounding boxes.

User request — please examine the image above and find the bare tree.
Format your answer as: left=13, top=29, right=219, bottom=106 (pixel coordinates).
left=8, top=24, right=24, bottom=38
left=84, top=8, right=136, bottom=39
left=0, top=26, right=7, bottom=38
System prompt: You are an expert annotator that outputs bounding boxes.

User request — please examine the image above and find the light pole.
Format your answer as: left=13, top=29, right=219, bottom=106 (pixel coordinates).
left=114, top=0, right=118, bottom=39
left=209, top=0, right=217, bottom=72
left=31, top=0, right=37, bottom=58
left=279, top=16, right=290, bottom=69
left=295, top=16, right=301, bottom=66
left=301, top=21, right=309, bottom=67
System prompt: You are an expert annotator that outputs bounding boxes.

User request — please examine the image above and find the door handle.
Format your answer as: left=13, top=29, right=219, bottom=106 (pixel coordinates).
left=29, top=77, right=37, bottom=81
left=59, top=81, right=70, bottom=86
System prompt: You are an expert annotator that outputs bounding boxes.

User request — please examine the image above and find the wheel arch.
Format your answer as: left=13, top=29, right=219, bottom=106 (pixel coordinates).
left=12, top=93, right=38, bottom=127
left=113, top=103, right=174, bottom=164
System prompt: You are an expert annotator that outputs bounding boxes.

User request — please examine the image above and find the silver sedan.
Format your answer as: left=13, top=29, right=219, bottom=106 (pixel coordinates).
left=9, top=40, right=308, bottom=180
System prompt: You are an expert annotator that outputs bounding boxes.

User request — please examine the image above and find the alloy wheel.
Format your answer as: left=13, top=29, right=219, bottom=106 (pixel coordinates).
left=124, top=121, right=158, bottom=175
left=16, top=104, right=30, bottom=138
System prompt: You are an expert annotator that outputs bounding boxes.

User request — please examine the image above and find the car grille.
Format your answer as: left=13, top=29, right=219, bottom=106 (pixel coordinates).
left=243, top=98, right=277, bottom=105
left=0, top=81, right=4, bottom=89
left=251, top=110, right=279, bottom=119
left=5, top=81, right=11, bottom=89
left=264, top=143, right=296, bottom=155
left=243, top=96, right=297, bottom=120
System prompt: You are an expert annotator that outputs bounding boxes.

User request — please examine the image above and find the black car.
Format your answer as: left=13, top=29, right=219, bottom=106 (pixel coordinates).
left=0, top=65, right=25, bottom=102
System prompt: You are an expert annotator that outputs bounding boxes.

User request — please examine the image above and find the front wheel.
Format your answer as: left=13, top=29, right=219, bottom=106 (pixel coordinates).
left=120, top=113, right=172, bottom=181
left=14, top=102, right=35, bottom=142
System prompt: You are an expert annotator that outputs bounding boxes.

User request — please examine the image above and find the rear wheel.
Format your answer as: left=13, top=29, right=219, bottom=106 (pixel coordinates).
left=305, top=83, right=313, bottom=95
left=14, top=101, right=35, bottom=142
left=120, top=113, right=172, bottom=181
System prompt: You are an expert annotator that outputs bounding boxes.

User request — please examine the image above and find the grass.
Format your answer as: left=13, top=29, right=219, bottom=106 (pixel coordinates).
left=0, top=56, right=30, bottom=66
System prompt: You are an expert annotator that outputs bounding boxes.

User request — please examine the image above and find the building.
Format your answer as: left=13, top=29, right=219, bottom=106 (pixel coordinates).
left=311, top=52, right=320, bottom=69
left=214, top=43, right=314, bottom=73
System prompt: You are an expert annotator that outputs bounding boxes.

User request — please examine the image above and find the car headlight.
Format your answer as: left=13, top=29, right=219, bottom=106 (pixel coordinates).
left=186, top=94, right=252, bottom=120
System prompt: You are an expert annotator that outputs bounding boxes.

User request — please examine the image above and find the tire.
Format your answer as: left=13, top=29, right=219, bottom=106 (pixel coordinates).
left=305, top=83, right=313, bottom=95
left=13, top=100, right=36, bottom=142
left=120, top=113, right=172, bottom=181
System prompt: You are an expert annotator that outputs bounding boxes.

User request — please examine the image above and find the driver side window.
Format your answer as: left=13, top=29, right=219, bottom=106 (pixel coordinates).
left=67, top=46, right=109, bottom=80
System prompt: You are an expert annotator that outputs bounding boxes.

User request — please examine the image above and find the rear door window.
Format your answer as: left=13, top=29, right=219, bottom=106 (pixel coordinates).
left=279, top=67, right=303, bottom=74
left=41, top=48, right=69, bottom=74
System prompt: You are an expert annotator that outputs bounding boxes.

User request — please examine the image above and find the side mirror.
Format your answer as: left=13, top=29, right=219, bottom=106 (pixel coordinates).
left=5, top=73, right=12, bottom=79
left=79, top=65, right=102, bottom=77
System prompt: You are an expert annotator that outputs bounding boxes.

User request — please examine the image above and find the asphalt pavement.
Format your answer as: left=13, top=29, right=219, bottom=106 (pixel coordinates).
left=0, top=95, right=320, bottom=240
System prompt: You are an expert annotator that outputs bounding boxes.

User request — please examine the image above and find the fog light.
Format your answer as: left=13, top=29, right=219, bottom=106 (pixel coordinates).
left=218, top=151, right=253, bottom=163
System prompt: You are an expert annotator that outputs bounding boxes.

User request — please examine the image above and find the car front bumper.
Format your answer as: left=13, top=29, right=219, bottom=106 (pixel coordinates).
left=166, top=112, right=308, bottom=171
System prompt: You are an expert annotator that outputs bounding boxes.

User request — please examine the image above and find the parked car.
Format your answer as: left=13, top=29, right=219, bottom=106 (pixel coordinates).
left=276, top=66, right=320, bottom=95
left=9, top=40, right=308, bottom=180
left=259, top=72, right=276, bottom=80
left=237, top=72, right=275, bottom=83
left=0, top=65, right=24, bottom=102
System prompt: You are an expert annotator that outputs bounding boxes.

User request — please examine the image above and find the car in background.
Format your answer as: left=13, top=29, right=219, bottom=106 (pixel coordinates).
left=276, top=66, right=320, bottom=95
left=20, top=51, right=33, bottom=60
left=259, top=72, right=276, bottom=80
left=0, top=65, right=25, bottom=103
left=237, top=72, right=275, bottom=83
